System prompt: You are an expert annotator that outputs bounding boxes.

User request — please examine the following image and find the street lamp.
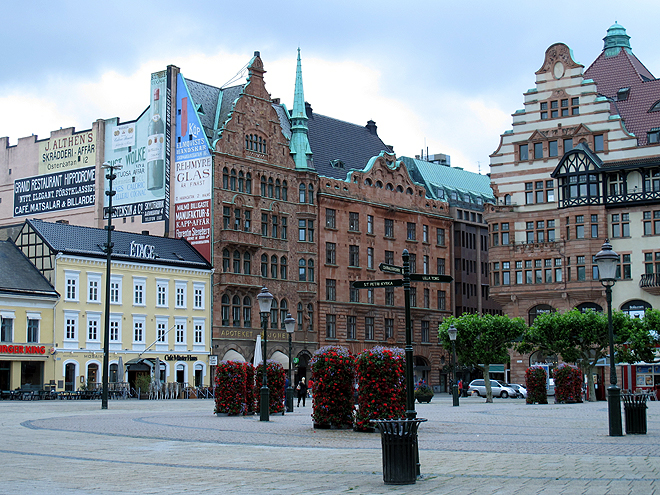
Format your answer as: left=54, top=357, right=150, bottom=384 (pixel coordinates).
left=448, top=324, right=459, bottom=407
left=594, top=239, right=622, bottom=437
left=101, top=161, right=122, bottom=410
left=257, top=287, right=274, bottom=421
left=284, top=313, right=296, bottom=412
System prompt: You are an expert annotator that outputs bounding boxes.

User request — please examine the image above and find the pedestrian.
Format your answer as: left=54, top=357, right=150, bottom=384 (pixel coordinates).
left=458, top=379, right=463, bottom=396
left=296, top=377, right=308, bottom=407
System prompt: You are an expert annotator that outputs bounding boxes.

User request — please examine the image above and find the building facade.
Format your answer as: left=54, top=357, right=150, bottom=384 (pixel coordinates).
left=13, top=219, right=213, bottom=391
left=486, top=24, right=660, bottom=388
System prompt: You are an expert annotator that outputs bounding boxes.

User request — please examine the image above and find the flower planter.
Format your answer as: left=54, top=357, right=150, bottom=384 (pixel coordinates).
left=416, top=395, right=433, bottom=404
left=311, top=346, right=355, bottom=429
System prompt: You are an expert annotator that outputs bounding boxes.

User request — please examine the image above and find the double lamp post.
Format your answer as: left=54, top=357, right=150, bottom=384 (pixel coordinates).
left=257, top=287, right=296, bottom=421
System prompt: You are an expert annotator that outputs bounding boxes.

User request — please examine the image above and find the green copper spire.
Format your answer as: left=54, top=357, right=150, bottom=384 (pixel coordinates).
left=603, top=22, right=631, bottom=57
left=289, top=48, right=314, bottom=171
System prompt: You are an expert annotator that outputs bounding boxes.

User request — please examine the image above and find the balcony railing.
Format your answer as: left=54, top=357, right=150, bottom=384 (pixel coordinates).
left=640, top=273, right=660, bottom=295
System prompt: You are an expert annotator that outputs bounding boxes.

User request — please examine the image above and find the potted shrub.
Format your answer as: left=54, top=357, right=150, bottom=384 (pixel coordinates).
left=214, top=361, right=249, bottom=415
left=553, top=363, right=583, bottom=404
left=311, top=345, right=354, bottom=428
left=354, top=346, right=406, bottom=431
left=135, top=373, right=151, bottom=400
left=255, top=361, right=286, bottom=414
left=414, top=381, right=434, bottom=403
left=525, top=366, right=548, bottom=404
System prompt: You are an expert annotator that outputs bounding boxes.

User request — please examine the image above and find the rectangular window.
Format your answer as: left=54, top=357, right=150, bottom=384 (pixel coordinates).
left=367, top=215, right=374, bottom=234
left=271, top=215, right=278, bottom=238
left=27, top=318, right=39, bottom=343
left=385, top=250, right=394, bottom=265
left=594, top=134, right=604, bottom=152
left=281, top=216, right=287, bottom=239
left=548, top=140, right=558, bottom=157
left=534, top=142, right=543, bottom=159
left=525, top=182, right=534, bottom=204
left=157, top=281, right=168, bottom=307
left=110, top=279, right=121, bottom=304
left=519, top=144, right=529, bottom=161
left=385, top=219, right=394, bottom=238
left=326, top=279, right=336, bottom=301
left=423, top=225, right=429, bottom=243
left=423, top=288, right=429, bottom=308
left=65, top=317, right=77, bottom=340
left=421, top=321, right=430, bottom=343
left=350, top=286, right=359, bottom=303
left=347, top=316, right=356, bottom=340
left=436, top=228, right=445, bottom=246
left=133, top=278, right=145, bottom=306
left=157, top=322, right=166, bottom=343
left=437, top=258, right=446, bottom=275
left=261, top=213, right=268, bottom=236
left=367, top=288, right=374, bottom=304
left=385, top=287, right=394, bottom=306
left=407, top=222, right=416, bottom=240
left=349, top=245, right=360, bottom=267
left=410, top=287, right=417, bottom=307
left=193, top=284, right=204, bottom=309
left=349, top=212, right=360, bottom=231
left=65, top=271, right=79, bottom=301
left=564, top=138, right=573, bottom=152
left=175, top=322, right=185, bottom=344
left=175, top=282, right=187, bottom=308
left=437, top=290, right=446, bottom=310
left=385, top=318, right=394, bottom=339
left=224, top=207, right=231, bottom=229
left=87, top=318, right=98, bottom=341
left=365, top=317, right=374, bottom=340
left=423, top=255, right=429, bottom=274
left=326, top=208, right=336, bottom=229
left=87, top=274, right=101, bottom=303
left=0, top=317, right=13, bottom=342
left=367, top=247, right=374, bottom=269
left=326, top=242, right=336, bottom=265
left=194, top=322, right=203, bottom=344
left=326, top=314, right=336, bottom=339
left=110, top=319, right=120, bottom=342
left=134, top=320, right=144, bottom=343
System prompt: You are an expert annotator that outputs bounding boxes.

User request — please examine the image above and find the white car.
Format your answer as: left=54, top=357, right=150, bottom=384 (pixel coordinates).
left=507, top=383, right=527, bottom=398
left=468, top=379, right=517, bottom=398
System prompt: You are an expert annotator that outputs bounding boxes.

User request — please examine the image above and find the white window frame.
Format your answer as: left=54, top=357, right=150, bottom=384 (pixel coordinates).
left=175, top=318, right=186, bottom=344
left=156, top=279, right=169, bottom=308
left=133, top=277, right=146, bottom=307
left=132, top=315, right=146, bottom=344
left=175, top=281, right=187, bottom=309
left=110, top=275, right=123, bottom=305
left=193, top=318, right=205, bottom=346
left=26, top=312, right=41, bottom=343
left=193, top=283, right=205, bottom=310
left=86, top=311, right=102, bottom=343
left=1, top=311, right=15, bottom=342
left=64, top=270, right=80, bottom=302
left=63, top=310, right=80, bottom=347
left=156, top=317, right=169, bottom=344
left=109, top=314, right=122, bottom=344
left=87, top=272, right=102, bottom=304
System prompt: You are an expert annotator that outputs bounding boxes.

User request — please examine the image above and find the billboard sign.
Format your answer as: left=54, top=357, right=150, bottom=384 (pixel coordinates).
left=38, top=129, right=97, bottom=175
left=103, top=71, right=169, bottom=223
left=173, top=74, right=211, bottom=261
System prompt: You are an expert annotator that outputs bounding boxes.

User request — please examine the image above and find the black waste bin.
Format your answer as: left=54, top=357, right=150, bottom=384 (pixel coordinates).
left=371, top=418, right=427, bottom=485
left=622, top=394, right=648, bottom=434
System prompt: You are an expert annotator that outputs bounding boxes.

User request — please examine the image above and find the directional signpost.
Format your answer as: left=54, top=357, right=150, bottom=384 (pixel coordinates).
left=353, top=249, right=453, bottom=481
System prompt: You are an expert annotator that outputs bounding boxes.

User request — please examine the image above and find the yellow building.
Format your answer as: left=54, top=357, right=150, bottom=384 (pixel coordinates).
left=0, top=240, right=59, bottom=392
left=13, top=219, right=213, bottom=392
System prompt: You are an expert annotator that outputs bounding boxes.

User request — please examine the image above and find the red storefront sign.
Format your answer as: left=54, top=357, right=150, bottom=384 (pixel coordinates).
left=0, top=345, right=46, bottom=355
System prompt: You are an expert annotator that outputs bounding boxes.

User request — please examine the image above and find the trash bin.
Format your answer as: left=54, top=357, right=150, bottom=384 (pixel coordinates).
left=622, top=394, right=648, bottom=434
left=371, top=418, right=427, bottom=485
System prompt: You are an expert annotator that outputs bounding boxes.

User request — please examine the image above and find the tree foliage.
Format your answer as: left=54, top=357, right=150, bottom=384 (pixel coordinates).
left=438, top=314, right=526, bottom=403
left=517, top=308, right=657, bottom=401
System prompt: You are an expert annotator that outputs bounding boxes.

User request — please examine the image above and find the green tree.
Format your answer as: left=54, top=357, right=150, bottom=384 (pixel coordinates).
left=438, top=314, right=527, bottom=403
left=517, top=309, right=656, bottom=401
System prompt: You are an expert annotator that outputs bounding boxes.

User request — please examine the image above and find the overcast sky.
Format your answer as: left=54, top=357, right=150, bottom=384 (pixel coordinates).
left=1, top=0, right=658, bottom=174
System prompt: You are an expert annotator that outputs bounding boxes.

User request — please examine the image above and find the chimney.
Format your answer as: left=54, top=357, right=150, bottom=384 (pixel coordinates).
left=365, top=120, right=377, bottom=135
left=141, top=230, right=149, bottom=235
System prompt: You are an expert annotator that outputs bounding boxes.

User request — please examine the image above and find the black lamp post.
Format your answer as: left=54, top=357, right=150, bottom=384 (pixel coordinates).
left=101, top=161, right=121, bottom=410
left=257, top=287, right=274, bottom=421
left=284, top=313, right=296, bottom=412
left=448, top=323, right=459, bottom=407
left=594, top=239, right=622, bottom=437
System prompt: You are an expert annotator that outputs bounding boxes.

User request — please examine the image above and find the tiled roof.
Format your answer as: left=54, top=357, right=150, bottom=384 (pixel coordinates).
left=26, top=220, right=211, bottom=269
left=217, top=85, right=243, bottom=135
left=305, top=105, right=393, bottom=180
left=0, top=240, right=58, bottom=297
left=585, top=50, right=660, bottom=145
left=400, top=156, right=494, bottom=204
left=185, top=78, right=221, bottom=143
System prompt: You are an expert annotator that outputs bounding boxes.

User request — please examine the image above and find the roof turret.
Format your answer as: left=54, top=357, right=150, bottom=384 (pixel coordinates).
left=289, top=48, right=314, bottom=171
left=603, top=22, right=631, bottom=57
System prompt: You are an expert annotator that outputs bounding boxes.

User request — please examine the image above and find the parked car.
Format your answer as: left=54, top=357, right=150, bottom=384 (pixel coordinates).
left=468, top=379, right=517, bottom=398
left=507, top=383, right=527, bottom=398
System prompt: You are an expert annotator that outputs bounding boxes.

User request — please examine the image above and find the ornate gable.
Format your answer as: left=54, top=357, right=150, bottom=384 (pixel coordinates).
left=536, top=43, right=583, bottom=76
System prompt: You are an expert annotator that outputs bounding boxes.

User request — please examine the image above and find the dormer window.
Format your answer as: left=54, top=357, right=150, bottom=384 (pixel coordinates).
left=617, top=88, right=630, bottom=101
left=330, top=159, right=345, bottom=169
left=650, top=100, right=660, bottom=112
left=648, top=130, right=660, bottom=144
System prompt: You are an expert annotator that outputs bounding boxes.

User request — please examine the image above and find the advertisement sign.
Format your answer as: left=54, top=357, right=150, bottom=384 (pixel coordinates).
left=174, top=74, right=211, bottom=261
left=13, top=167, right=95, bottom=216
left=103, top=71, right=169, bottom=223
left=38, top=130, right=97, bottom=175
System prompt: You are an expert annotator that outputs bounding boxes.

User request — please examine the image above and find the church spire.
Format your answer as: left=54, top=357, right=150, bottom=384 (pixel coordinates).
left=289, top=48, right=314, bottom=171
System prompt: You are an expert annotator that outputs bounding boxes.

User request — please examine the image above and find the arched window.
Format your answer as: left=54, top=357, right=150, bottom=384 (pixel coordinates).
left=282, top=181, right=288, bottom=201
left=232, top=295, right=241, bottom=327
left=271, top=255, right=278, bottom=278
left=308, top=184, right=314, bottom=204
left=261, top=176, right=267, bottom=197
left=406, top=187, right=413, bottom=194
left=307, top=303, right=314, bottom=331
left=386, top=183, right=394, bottom=191
left=270, top=299, right=278, bottom=329
left=280, top=299, right=288, bottom=329
left=280, top=256, right=287, bottom=279
left=221, top=294, right=230, bottom=326
left=268, top=177, right=274, bottom=198
left=299, top=183, right=306, bottom=203
left=246, top=173, right=252, bottom=194
left=298, top=259, right=306, bottom=281
left=297, top=302, right=303, bottom=331
left=504, top=194, right=511, bottom=205
left=261, top=254, right=268, bottom=278
left=528, top=304, right=555, bottom=325
left=233, top=250, right=241, bottom=273
left=238, top=171, right=245, bottom=192
left=365, top=178, right=373, bottom=186
left=222, top=167, right=229, bottom=189
left=243, top=296, right=252, bottom=328
left=275, top=179, right=281, bottom=199
left=223, top=249, right=230, bottom=272
left=396, top=185, right=403, bottom=193
left=376, top=180, right=383, bottom=189
left=243, top=252, right=251, bottom=274
left=308, top=259, right=315, bottom=282
left=230, top=169, right=237, bottom=191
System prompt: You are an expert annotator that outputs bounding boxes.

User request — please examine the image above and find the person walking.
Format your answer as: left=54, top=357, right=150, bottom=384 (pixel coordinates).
left=296, top=377, right=308, bottom=407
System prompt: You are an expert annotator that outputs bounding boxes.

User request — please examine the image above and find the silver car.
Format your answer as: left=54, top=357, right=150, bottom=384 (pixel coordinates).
left=468, top=379, right=517, bottom=398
